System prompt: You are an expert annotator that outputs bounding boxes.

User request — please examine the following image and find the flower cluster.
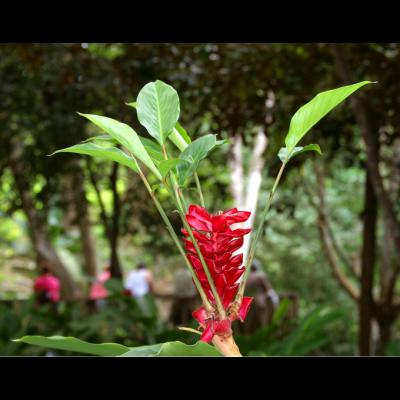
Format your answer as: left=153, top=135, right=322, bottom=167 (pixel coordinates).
left=182, top=205, right=253, bottom=342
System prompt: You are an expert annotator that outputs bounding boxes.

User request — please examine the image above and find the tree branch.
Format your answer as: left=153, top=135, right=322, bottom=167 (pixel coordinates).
left=311, top=165, right=360, bottom=302
left=87, top=159, right=111, bottom=240
left=330, top=43, right=400, bottom=258
left=303, top=175, right=360, bottom=282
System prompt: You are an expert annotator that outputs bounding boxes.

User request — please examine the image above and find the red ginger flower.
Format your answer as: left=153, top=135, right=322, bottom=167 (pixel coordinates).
left=182, top=205, right=253, bottom=342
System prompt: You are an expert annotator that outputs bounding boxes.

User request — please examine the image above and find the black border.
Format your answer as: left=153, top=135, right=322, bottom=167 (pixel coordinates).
left=2, top=356, right=399, bottom=392
left=1, top=3, right=398, bottom=42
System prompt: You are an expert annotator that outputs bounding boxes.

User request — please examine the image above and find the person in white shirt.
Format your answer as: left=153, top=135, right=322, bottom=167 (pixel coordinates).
left=124, top=263, right=154, bottom=298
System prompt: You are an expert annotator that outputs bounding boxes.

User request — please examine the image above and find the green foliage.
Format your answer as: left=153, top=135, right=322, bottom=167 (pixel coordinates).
left=120, top=341, right=222, bottom=357
left=176, top=134, right=229, bottom=186
left=158, top=159, right=188, bottom=179
left=136, top=80, right=180, bottom=145
left=83, top=135, right=118, bottom=144
left=52, top=143, right=138, bottom=171
left=0, top=288, right=165, bottom=356
left=235, top=302, right=350, bottom=356
left=78, top=113, right=161, bottom=179
left=168, top=122, right=192, bottom=152
left=16, top=335, right=222, bottom=356
left=139, top=137, right=165, bottom=164
left=14, top=335, right=130, bottom=356
left=285, top=81, right=374, bottom=151
left=278, top=144, right=322, bottom=163
left=2, top=44, right=397, bottom=356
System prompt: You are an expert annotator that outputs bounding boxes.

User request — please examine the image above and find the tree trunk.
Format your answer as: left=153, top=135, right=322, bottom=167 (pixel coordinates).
left=375, top=312, right=393, bottom=356
left=331, top=43, right=400, bottom=257
left=228, top=130, right=268, bottom=262
left=359, top=169, right=378, bottom=356
left=70, top=160, right=98, bottom=278
left=8, top=140, right=77, bottom=300
left=242, top=129, right=268, bottom=261
left=110, top=162, right=122, bottom=278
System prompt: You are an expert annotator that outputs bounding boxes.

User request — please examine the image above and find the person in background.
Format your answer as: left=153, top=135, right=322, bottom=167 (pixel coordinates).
left=33, top=260, right=61, bottom=306
left=124, top=263, right=155, bottom=315
left=89, top=264, right=111, bottom=309
left=240, top=260, right=279, bottom=334
left=124, top=263, right=154, bottom=297
left=170, top=266, right=199, bottom=326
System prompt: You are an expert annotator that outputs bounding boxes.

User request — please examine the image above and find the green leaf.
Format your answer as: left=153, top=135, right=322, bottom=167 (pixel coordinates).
left=51, top=143, right=138, bottom=171
left=285, top=81, right=375, bottom=150
left=78, top=113, right=161, bottom=180
left=120, top=341, right=222, bottom=357
left=138, top=137, right=164, bottom=164
left=15, top=336, right=222, bottom=357
left=278, top=144, right=322, bottom=162
left=175, top=122, right=191, bottom=144
left=82, top=134, right=118, bottom=144
left=169, top=122, right=192, bottom=151
left=136, top=80, right=180, bottom=145
left=119, top=343, right=162, bottom=356
left=176, top=134, right=228, bottom=186
left=126, top=101, right=137, bottom=109
left=14, top=335, right=130, bottom=356
left=158, top=159, right=188, bottom=179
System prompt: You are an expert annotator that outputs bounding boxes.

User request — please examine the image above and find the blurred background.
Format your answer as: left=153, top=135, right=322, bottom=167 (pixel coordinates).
left=0, top=43, right=399, bottom=356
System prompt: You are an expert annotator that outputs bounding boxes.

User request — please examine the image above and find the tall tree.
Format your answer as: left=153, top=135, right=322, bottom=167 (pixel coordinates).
left=7, top=139, right=78, bottom=300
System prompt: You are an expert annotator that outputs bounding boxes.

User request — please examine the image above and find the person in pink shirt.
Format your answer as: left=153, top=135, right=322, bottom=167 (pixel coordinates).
left=33, top=262, right=61, bottom=304
left=89, top=265, right=111, bottom=309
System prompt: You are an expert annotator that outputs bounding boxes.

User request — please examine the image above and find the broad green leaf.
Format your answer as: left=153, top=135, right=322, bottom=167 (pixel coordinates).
left=278, top=144, right=322, bottom=163
left=157, top=341, right=221, bottom=356
left=136, top=80, right=180, bottom=145
left=51, top=143, right=138, bottom=171
left=120, top=341, right=222, bottom=357
left=15, top=336, right=222, bottom=357
left=158, top=159, right=188, bottom=179
left=176, top=134, right=228, bottom=186
left=285, top=81, right=374, bottom=150
left=78, top=113, right=161, bottom=180
left=138, top=137, right=164, bottom=164
left=82, top=134, right=117, bottom=144
left=14, top=335, right=130, bottom=356
left=119, top=344, right=163, bottom=357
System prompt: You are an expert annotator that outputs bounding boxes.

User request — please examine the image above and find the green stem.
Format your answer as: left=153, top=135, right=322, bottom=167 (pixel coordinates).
left=178, top=187, right=188, bottom=212
left=134, top=161, right=211, bottom=311
left=178, top=327, right=202, bottom=335
left=170, top=175, right=226, bottom=318
left=236, top=161, right=287, bottom=300
left=194, top=173, right=205, bottom=208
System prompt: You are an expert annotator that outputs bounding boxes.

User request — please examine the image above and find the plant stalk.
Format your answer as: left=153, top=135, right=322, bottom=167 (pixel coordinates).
left=134, top=160, right=212, bottom=311
left=236, top=161, right=287, bottom=300
left=194, top=173, right=205, bottom=208
left=212, top=334, right=242, bottom=357
left=169, top=174, right=226, bottom=318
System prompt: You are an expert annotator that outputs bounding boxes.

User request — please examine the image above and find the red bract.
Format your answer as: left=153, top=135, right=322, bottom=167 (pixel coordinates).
left=182, top=205, right=254, bottom=342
